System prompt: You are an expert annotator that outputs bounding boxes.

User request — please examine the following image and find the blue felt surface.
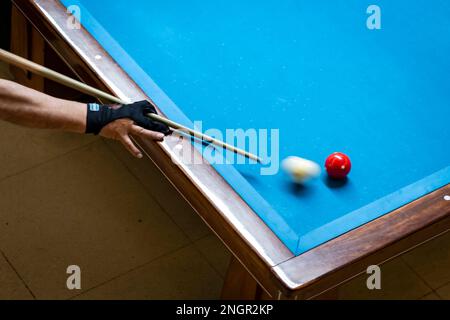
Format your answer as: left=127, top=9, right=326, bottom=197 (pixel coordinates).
left=62, top=0, right=450, bottom=255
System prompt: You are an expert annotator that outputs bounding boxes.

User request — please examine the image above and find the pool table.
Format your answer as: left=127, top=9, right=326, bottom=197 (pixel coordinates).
left=10, top=0, right=450, bottom=299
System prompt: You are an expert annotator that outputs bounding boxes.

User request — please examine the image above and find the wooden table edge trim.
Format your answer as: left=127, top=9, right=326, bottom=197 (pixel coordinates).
left=271, top=184, right=450, bottom=299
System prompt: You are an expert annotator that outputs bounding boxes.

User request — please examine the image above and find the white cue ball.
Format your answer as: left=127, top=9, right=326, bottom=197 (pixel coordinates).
left=281, top=156, right=321, bottom=183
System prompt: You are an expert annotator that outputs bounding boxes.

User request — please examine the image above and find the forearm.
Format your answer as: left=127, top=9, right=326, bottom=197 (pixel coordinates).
left=0, top=79, right=86, bottom=133
left=0, top=79, right=168, bottom=158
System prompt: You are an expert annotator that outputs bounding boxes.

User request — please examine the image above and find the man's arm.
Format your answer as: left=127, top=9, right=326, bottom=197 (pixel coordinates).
left=0, top=79, right=167, bottom=158
left=0, top=78, right=86, bottom=132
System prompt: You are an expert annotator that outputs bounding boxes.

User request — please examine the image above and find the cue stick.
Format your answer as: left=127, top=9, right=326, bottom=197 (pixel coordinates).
left=0, top=48, right=262, bottom=163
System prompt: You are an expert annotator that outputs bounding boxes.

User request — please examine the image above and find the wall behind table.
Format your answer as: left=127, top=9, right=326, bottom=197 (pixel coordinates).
left=0, top=1, right=12, bottom=50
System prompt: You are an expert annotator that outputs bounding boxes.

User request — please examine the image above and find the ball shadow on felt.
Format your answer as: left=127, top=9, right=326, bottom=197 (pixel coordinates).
left=324, top=176, right=349, bottom=189
left=286, top=181, right=315, bottom=197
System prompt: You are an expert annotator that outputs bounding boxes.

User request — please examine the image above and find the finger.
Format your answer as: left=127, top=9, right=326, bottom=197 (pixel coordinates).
left=142, top=119, right=171, bottom=135
left=130, top=125, right=165, bottom=141
left=120, top=134, right=143, bottom=159
left=152, top=121, right=171, bottom=135
left=155, top=124, right=172, bottom=135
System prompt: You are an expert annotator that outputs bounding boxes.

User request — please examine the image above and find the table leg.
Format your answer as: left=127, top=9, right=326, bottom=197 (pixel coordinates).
left=221, top=257, right=264, bottom=300
left=10, top=5, right=45, bottom=91
left=9, top=5, right=94, bottom=102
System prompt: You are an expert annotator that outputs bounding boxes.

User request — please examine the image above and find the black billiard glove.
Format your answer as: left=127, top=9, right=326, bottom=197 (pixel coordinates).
left=85, top=100, right=171, bottom=135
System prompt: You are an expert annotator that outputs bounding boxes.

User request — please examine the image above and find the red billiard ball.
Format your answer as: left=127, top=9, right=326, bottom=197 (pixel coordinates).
left=325, top=152, right=351, bottom=179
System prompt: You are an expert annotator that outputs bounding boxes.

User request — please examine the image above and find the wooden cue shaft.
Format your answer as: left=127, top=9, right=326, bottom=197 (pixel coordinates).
left=0, top=48, right=123, bottom=104
left=0, top=48, right=262, bottom=163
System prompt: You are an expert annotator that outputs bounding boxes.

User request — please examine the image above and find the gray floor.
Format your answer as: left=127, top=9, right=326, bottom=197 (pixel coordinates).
left=0, top=62, right=449, bottom=300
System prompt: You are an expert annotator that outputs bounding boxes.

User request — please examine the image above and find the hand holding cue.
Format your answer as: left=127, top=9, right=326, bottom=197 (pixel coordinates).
left=0, top=48, right=262, bottom=163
